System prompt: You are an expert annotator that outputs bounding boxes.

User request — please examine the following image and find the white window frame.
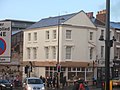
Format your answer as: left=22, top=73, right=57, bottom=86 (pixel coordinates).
left=101, top=30, right=104, bottom=37
left=90, top=32, right=93, bottom=40
left=34, top=32, right=37, bottom=41
left=90, top=47, right=93, bottom=59
left=66, top=46, right=72, bottom=59
left=33, top=47, right=37, bottom=59
left=45, top=47, right=49, bottom=59
left=53, top=30, right=56, bottom=39
left=52, top=46, right=56, bottom=59
left=28, top=33, right=31, bottom=41
left=46, top=31, right=49, bottom=40
left=66, top=30, right=72, bottom=39
left=27, top=48, right=31, bottom=59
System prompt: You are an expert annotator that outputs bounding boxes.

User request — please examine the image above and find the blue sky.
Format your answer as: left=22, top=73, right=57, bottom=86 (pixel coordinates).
left=0, top=0, right=120, bottom=22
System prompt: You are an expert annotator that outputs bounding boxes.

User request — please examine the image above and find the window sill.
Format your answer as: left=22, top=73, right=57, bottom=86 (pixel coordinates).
left=66, top=39, right=72, bottom=41
left=45, top=40, right=50, bottom=42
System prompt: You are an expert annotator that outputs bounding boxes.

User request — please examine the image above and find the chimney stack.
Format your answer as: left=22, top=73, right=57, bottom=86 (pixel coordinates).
left=86, top=12, right=94, bottom=19
left=96, top=10, right=106, bottom=23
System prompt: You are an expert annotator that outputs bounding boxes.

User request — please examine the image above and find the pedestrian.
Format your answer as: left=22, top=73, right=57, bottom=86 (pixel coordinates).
left=46, top=77, right=50, bottom=88
left=42, top=77, right=46, bottom=86
left=79, top=83, right=85, bottom=90
left=40, top=76, right=42, bottom=80
left=62, top=76, right=67, bottom=87
left=72, top=80, right=79, bottom=90
left=52, top=76, right=56, bottom=88
left=78, top=78, right=89, bottom=90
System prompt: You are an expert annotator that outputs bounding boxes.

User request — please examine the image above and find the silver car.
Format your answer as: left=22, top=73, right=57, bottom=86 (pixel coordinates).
left=23, top=77, right=45, bottom=90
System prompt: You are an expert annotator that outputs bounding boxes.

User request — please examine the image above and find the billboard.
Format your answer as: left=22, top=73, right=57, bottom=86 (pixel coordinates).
left=0, top=21, right=11, bottom=62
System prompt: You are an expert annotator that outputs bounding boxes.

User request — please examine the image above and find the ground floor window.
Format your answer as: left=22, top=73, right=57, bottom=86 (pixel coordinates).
left=45, top=66, right=93, bottom=81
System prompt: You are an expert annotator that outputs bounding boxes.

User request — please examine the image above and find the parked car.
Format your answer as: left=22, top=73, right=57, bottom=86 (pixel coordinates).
left=23, top=77, right=45, bottom=90
left=0, top=79, right=13, bottom=90
left=112, top=77, right=120, bottom=87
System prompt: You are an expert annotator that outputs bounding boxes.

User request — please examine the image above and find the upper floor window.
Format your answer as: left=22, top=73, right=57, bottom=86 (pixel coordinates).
left=90, top=32, right=93, bottom=40
left=33, top=48, right=37, bottom=59
left=90, top=47, right=93, bottom=59
left=101, top=30, right=104, bottom=37
left=117, top=33, right=120, bottom=42
left=28, top=33, right=31, bottom=41
left=45, top=47, right=49, bottom=59
left=27, top=48, right=31, bottom=59
left=66, top=46, right=72, bottom=59
left=116, top=48, right=120, bottom=59
left=66, top=30, right=72, bottom=39
left=34, top=32, right=37, bottom=41
left=53, top=30, right=56, bottom=39
left=101, top=46, right=104, bottom=57
left=46, top=31, right=49, bottom=40
left=52, top=46, right=56, bottom=59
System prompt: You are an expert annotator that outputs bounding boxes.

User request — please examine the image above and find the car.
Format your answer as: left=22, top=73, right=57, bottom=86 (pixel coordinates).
left=112, top=77, right=120, bottom=87
left=0, top=79, right=13, bottom=90
left=23, top=77, right=45, bottom=90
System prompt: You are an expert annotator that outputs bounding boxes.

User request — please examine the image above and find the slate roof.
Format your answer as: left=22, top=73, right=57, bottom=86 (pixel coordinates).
left=27, top=12, right=78, bottom=29
left=27, top=11, right=120, bottom=30
left=110, top=22, right=120, bottom=29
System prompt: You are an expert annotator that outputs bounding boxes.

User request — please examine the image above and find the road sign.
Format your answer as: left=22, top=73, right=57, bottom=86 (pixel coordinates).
left=0, top=21, right=11, bottom=62
left=0, top=38, right=6, bottom=55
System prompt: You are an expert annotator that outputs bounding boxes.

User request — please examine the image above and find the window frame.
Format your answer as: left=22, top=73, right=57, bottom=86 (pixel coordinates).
left=90, top=32, right=93, bottom=40
left=34, top=32, right=37, bottom=41
left=66, top=30, right=72, bottom=39
left=28, top=33, right=31, bottom=41
left=66, top=46, right=72, bottom=59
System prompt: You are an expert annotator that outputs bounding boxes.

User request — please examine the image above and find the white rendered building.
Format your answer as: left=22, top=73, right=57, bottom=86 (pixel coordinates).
left=23, top=10, right=116, bottom=81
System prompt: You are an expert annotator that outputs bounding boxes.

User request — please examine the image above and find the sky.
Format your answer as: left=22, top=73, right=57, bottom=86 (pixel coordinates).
left=0, top=0, right=120, bottom=22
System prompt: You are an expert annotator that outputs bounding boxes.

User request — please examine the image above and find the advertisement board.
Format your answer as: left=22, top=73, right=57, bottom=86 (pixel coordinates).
left=0, top=21, right=11, bottom=62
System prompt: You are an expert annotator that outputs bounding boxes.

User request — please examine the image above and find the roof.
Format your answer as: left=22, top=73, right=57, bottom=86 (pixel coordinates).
left=1, top=19, right=36, bottom=23
left=91, top=17, right=105, bottom=26
left=12, top=30, right=22, bottom=35
left=27, top=12, right=78, bottom=29
left=27, top=11, right=120, bottom=30
left=110, top=22, right=120, bottom=29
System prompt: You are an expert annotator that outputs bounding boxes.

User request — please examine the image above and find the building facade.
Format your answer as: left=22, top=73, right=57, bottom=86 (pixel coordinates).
left=23, top=10, right=120, bottom=82
left=23, top=11, right=98, bottom=81
left=0, top=19, right=35, bottom=80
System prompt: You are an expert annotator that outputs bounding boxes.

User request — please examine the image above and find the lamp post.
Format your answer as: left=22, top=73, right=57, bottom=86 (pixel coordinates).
left=105, top=0, right=110, bottom=90
left=99, top=0, right=116, bottom=89
left=56, top=17, right=65, bottom=88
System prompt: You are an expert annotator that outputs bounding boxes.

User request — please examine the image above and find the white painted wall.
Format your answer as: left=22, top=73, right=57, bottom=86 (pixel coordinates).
left=96, top=26, right=114, bottom=66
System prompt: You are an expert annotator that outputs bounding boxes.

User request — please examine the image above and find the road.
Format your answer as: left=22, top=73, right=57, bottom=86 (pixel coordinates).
left=13, top=86, right=120, bottom=90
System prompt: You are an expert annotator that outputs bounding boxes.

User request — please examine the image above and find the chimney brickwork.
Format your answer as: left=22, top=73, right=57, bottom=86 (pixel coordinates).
left=96, top=10, right=106, bottom=23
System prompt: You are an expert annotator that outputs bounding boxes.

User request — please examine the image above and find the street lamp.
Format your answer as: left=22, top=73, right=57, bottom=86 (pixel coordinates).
left=99, top=0, right=116, bottom=89
left=56, top=17, right=65, bottom=88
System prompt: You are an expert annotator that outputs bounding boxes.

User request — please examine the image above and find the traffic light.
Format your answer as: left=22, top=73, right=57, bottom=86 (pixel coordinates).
left=25, top=65, right=29, bottom=74
left=57, top=65, right=61, bottom=72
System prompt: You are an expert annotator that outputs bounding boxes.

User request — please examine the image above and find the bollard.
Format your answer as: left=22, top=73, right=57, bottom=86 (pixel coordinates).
left=102, top=81, right=112, bottom=90
left=110, top=80, right=113, bottom=90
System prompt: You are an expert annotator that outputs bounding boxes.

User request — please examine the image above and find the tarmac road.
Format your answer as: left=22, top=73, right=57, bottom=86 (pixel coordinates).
left=13, top=85, right=120, bottom=90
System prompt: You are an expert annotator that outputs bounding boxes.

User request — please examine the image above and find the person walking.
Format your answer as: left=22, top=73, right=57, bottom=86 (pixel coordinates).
left=62, top=76, right=67, bottom=87
left=52, top=76, right=56, bottom=88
